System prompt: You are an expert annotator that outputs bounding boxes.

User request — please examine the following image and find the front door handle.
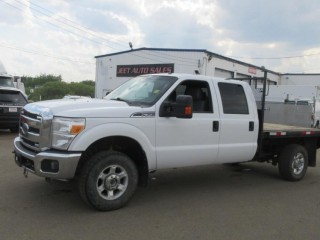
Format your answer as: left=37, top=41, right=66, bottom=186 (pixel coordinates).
left=213, top=121, right=219, bottom=132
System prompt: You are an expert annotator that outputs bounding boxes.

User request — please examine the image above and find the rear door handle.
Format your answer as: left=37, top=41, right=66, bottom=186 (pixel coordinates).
left=213, top=121, right=219, bottom=132
left=249, top=121, right=254, bottom=131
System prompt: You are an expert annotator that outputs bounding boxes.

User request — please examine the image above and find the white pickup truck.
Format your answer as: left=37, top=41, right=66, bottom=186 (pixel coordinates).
left=13, top=73, right=320, bottom=211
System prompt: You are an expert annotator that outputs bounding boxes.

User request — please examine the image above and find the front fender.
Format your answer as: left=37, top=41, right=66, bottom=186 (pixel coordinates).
left=68, top=122, right=157, bottom=170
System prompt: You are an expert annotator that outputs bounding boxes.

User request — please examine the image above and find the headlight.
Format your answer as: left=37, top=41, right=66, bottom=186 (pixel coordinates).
left=52, top=117, right=85, bottom=150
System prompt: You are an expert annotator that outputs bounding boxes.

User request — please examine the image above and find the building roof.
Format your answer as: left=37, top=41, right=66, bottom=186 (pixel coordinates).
left=95, top=47, right=279, bottom=75
left=281, top=73, right=320, bottom=76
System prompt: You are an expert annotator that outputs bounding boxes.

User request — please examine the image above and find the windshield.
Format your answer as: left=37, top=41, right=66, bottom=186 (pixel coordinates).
left=0, top=90, right=28, bottom=104
left=0, top=77, right=14, bottom=88
left=105, top=75, right=178, bottom=106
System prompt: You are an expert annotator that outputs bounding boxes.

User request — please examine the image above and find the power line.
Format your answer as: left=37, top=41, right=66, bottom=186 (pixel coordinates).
left=1, top=0, right=111, bottom=48
left=1, top=0, right=202, bottom=67
left=19, top=0, right=128, bottom=50
left=27, top=0, right=200, bottom=64
left=10, top=0, right=200, bottom=65
left=0, top=42, right=95, bottom=64
left=6, top=0, right=315, bottom=66
left=229, top=52, right=320, bottom=60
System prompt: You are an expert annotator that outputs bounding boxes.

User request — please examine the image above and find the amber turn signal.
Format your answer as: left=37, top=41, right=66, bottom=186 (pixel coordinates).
left=184, top=106, right=192, bottom=115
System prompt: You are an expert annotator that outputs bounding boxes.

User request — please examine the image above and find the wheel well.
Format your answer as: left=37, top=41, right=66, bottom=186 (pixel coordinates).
left=76, top=136, right=149, bottom=186
left=262, top=138, right=317, bottom=167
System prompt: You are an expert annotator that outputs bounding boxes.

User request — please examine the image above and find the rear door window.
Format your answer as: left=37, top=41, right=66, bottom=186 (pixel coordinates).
left=218, top=82, right=249, bottom=114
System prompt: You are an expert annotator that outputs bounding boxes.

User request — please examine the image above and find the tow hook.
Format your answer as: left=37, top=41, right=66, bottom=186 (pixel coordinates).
left=23, top=168, right=28, bottom=178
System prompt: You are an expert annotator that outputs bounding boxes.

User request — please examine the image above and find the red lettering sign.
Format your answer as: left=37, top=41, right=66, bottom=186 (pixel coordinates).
left=248, top=67, right=257, bottom=74
left=117, top=64, right=174, bottom=77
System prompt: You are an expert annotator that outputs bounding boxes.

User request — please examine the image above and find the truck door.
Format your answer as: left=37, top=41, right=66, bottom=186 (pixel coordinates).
left=215, top=82, right=258, bottom=163
left=155, top=79, right=220, bottom=169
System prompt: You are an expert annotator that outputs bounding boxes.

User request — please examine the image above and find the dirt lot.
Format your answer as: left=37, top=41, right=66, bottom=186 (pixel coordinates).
left=1, top=130, right=320, bottom=240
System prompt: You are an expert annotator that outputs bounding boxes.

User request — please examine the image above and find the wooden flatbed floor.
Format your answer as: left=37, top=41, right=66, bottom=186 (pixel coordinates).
left=263, top=123, right=317, bottom=132
left=263, top=123, right=320, bottom=137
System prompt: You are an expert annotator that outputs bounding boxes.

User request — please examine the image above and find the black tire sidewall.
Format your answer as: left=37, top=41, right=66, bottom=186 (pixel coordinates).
left=279, top=144, right=308, bottom=181
left=81, top=151, right=138, bottom=211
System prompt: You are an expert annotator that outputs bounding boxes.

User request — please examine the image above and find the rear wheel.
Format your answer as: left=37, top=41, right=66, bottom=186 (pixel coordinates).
left=78, top=151, right=138, bottom=211
left=278, top=144, right=308, bottom=181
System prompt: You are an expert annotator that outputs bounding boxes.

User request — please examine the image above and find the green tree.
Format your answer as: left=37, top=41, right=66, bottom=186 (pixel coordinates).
left=22, top=74, right=63, bottom=97
left=31, top=81, right=69, bottom=101
left=21, top=74, right=95, bottom=101
left=80, top=80, right=95, bottom=87
left=68, top=82, right=94, bottom=97
left=29, top=80, right=95, bottom=101
left=22, top=74, right=62, bottom=88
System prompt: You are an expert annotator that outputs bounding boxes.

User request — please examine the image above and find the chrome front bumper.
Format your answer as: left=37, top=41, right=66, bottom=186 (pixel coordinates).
left=13, top=137, right=82, bottom=180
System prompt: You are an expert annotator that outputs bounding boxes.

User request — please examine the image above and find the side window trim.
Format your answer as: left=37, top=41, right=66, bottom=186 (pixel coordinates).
left=164, top=80, right=214, bottom=113
left=218, top=82, right=249, bottom=115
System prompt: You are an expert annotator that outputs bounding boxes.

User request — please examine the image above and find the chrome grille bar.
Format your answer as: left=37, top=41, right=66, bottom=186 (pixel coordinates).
left=19, top=104, right=53, bottom=152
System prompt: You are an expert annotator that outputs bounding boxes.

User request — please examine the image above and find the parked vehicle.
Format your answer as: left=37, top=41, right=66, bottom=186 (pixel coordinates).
left=0, top=61, right=25, bottom=93
left=13, top=71, right=320, bottom=211
left=0, top=87, right=28, bottom=132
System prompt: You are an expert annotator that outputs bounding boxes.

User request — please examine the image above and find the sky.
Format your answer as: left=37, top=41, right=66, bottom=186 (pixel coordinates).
left=1, top=0, right=320, bottom=82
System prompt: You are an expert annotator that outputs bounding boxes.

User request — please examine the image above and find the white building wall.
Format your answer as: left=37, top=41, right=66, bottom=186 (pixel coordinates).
left=280, top=74, right=320, bottom=85
left=95, top=49, right=281, bottom=98
left=96, top=50, right=204, bottom=98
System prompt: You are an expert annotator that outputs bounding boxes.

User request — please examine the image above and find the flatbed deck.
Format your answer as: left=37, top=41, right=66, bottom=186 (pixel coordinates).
left=263, top=123, right=320, bottom=137
left=264, top=123, right=317, bottom=131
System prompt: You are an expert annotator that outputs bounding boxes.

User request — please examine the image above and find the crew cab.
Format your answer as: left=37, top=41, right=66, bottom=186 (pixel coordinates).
left=13, top=73, right=320, bottom=211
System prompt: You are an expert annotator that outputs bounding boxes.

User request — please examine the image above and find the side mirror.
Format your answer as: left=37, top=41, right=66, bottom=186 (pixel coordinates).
left=160, top=95, right=193, bottom=118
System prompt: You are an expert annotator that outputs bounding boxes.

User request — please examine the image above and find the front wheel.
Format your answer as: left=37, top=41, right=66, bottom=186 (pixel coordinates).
left=278, top=144, right=308, bottom=181
left=78, top=151, right=138, bottom=211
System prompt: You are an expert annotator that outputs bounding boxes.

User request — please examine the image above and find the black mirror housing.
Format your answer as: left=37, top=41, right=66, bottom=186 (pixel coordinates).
left=175, top=95, right=193, bottom=118
left=160, top=95, right=193, bottom=118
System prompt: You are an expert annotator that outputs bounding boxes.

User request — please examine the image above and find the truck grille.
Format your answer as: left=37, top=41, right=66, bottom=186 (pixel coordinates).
left=19, top=104, right=53, bottom=152
left=0, top=106, right=23, bottom=125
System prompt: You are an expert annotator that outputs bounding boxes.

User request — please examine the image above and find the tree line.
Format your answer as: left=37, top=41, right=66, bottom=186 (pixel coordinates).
left=22, top=74, right=95, bottom=101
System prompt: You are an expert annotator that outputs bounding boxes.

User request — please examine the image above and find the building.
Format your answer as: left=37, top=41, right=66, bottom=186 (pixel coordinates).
left=94, top=47, right=320, bottom=98
left=280, top=73, right=320, bottom=85
left=95, top=48, right=281, bottom=98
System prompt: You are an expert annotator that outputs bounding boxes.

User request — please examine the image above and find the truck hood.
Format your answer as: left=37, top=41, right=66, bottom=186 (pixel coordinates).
left=0, top=86, right=21, bottom=92
left=25, top=98, right=146, bottom=118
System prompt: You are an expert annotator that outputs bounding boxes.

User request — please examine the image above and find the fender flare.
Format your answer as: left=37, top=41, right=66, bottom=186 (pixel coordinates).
left=68, top=122, right=157, bottom=170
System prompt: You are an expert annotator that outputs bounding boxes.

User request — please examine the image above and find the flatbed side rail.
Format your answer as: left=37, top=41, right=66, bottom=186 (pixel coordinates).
left=263, top=123, right=320, bottom=138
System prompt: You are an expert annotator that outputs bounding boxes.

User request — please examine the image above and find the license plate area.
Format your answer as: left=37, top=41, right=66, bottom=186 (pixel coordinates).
left=14, top=154, right=35, bottom=171
left=9, top=107, right=18, bottom=113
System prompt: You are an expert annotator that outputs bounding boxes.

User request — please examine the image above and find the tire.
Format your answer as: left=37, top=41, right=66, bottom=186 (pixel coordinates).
left=78, top=151, right=138, bottom=211
left=278, top=144, right=308, bottom=181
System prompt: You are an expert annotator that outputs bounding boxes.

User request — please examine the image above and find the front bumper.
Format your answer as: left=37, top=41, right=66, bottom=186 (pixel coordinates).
left=13, top=137, right=82, bottom=180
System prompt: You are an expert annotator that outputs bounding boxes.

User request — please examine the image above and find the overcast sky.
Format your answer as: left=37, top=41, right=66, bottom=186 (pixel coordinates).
left=1, top=0, right=320, bottom=82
